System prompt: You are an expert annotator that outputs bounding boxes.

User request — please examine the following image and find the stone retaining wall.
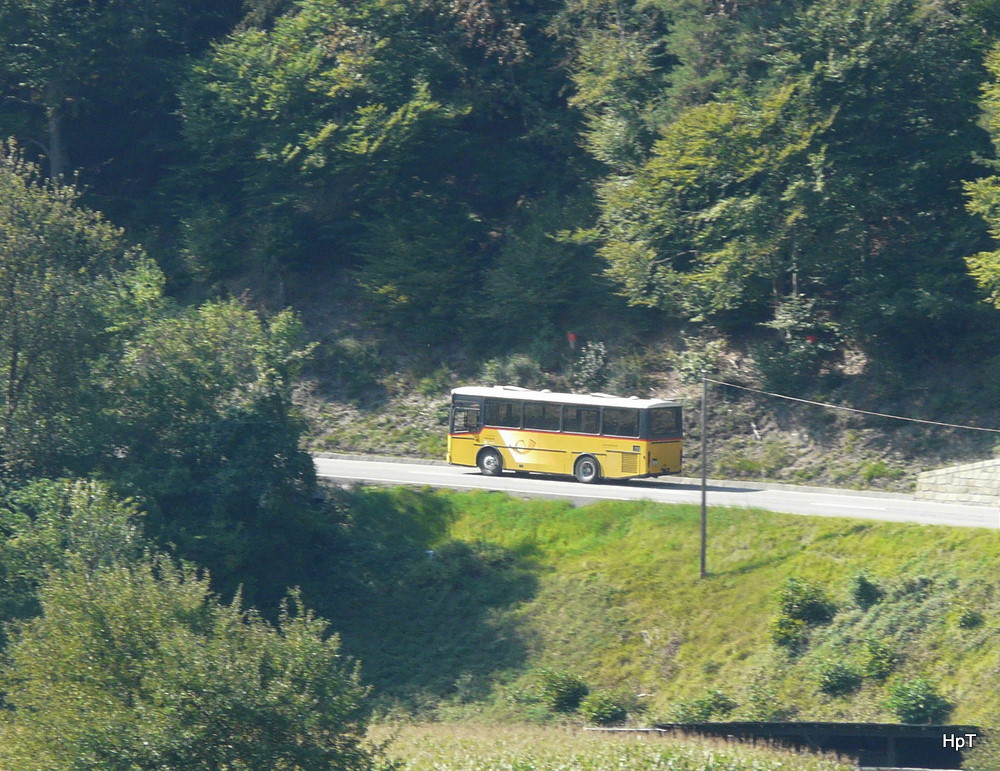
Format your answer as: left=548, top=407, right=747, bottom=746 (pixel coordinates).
left=915, top=458, right=1000, bottom=506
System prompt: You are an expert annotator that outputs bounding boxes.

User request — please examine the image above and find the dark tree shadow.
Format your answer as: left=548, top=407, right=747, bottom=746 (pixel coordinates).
left=253, top=485, right=538, bottom=708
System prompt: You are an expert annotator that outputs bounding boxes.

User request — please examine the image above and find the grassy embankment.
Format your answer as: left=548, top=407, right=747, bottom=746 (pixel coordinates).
left=373, top=723, right=854, bottom=771
left=326, top=487, right=1000, bottom=725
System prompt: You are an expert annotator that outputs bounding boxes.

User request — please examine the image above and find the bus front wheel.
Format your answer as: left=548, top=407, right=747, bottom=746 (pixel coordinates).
left=574, top=456, right=601, bottom=484
left=478, top=448, right=503, bottom=476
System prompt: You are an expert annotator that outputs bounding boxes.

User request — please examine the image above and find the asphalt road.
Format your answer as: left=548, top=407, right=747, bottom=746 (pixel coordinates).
left=313, top=454, right=999, bottom=530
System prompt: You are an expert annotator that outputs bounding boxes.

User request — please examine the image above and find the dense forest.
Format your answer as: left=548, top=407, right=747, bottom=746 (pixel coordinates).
left=3, top=0, right=1000, bottom=364
left=3, top=0, right=1000, bottom=765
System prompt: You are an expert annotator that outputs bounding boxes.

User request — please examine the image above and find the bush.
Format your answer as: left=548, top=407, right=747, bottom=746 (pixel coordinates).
left=579, top=690, right=629, bottom=726
left=777, top=578, right=836, bottom=625
left=667, top=335, right=727, bottom=384
left=860, top=460, right=904, bottom=484
left=860, top=638, right=899, bottom=682
left=480, top=354, right=548, bottom=390
left=714, top=438, right=792, bottom=479
left=769, top=614, right=809, bottom=653
left=815, top=660, right=862, bottom=697
left=538, top=670, right=590, bottom=713
left=752, top=295, right=841, bottom=391
left=607, top=353, right=649, bottom=396
left=850, top=572, right=884, bottom=610
left=572, top=342, right=610, bottom=391
left=885, top=678, right=952, bottom=724
left=323, top=336, right=385, bottom=403
left=0, top=555, right=379, bottom=769
left=669, top=690, right=737, bottom=722
left=743, top=679, right=791, bottom=721
left=956, top=605, right=985, bottom=630
left=770, top=578, right=835, bottom=653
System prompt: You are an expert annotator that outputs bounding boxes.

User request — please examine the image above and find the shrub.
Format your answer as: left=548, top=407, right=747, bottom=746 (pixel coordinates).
left=850, top=572, right=884, bottom=610
left=860, top=638, right=899, bottom=682
left=744, top=679, right=791, bottom=721
left=572, top=342, right=609, bottom=391
left=667, top=335, right=727, bottom=384
left=769, top=614, right=809, bottom=653
left=480, top=354, right=547, bottom=389
left=771, top=578, right=835, bottom=653
left=752, top=295, right=841, bottom=391
left=579, top=690, right=629, bottom=726
left=815, top=660, right=862, bottom=697
left=669, top=690, right=737, bottom=722
left=0, top=555, right=378, bottom=769
left=860, top=460, right=904, bottom=484
left=538, top=670, right=590, bottom=713
left=714, top=438, right=792, bottom=479
left=885, top=678, right=952, bottom=724
left=416, top=367, right=451, bottom=396
left=777, top=578, right=836, bottom=625
left=956, top=605, right=985, bottom=630
left=606, top=353, right=649, bottom=395
left=323, top=336, right=385, bottom=403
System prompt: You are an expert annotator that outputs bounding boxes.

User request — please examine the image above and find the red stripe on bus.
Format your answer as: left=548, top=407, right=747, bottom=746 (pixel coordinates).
left=449, top=429, right=681, bottom=441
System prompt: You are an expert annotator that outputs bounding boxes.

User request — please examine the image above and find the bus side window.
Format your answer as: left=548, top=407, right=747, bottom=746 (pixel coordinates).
left=484, top=399, right=521, bottom=428
left=564, top=406, right=600, bottom=434
left=524, top=402, right=560, bottom=431
left=603, top=407, right=639, bottom=437
left=452, top=407, right=480, bottom=433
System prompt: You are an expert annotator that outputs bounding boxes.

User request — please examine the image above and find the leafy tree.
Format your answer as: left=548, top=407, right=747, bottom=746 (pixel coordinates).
left=177, top=0, right=468, bottom=278
left=0, top=146, right=163, bottom=476
left=177, top=0, right=589, bottom=349
left=549, top=0, right=672, bottom=171
left=580, top=0, right=993, bottom=362
left=966, top=43, right=1000, bottom=308
left=479, top=191, right=609, bottom=350
left=352, top=197, right=486, bottom=346
left=0, top=554, right=382, bottom=770
left=109, top=299, right=315, bottom=544
left=597, top=80, right=831, bottom=320
left=0, top=148, right=319, bottom=584
left=0, top=0, right=240, bottom=223
left=0, top=478, right=144, bottom=637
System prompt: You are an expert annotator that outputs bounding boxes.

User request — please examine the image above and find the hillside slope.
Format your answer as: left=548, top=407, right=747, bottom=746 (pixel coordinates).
left=320, top=486, right=1000, bottom=725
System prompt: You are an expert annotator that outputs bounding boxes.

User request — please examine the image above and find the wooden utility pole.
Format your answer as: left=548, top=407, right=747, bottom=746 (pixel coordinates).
left=700, top=373, right=708, bottom=579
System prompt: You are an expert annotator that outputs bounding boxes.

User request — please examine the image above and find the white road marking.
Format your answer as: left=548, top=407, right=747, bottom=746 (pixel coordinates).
left=812, top=502, right=888, bottom=511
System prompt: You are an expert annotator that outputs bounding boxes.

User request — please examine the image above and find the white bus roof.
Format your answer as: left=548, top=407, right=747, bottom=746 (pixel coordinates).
left=451, top=386, right=681, bottom=410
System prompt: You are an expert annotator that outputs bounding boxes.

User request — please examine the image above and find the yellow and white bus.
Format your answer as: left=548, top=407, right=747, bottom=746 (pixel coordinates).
left=447, top=386, right=683, bottom=483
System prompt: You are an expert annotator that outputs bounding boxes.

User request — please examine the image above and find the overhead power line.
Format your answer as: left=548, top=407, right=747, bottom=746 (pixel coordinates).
left=705, top=378, right=1000, bottom=434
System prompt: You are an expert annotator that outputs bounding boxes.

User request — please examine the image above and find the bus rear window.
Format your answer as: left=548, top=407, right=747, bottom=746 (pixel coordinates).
left=648, top=407, right=681, bottom=438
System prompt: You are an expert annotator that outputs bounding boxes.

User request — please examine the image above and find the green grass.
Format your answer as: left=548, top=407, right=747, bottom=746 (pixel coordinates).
left=374, top=723, right=854, bottom=770
left=317, top=486, right=1000, bottom=724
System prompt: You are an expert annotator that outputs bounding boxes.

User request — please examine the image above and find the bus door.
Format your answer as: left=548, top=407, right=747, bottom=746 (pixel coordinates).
left=601, top=407, right=642, bottom=475
left=448, top=397, right=482, bottom=466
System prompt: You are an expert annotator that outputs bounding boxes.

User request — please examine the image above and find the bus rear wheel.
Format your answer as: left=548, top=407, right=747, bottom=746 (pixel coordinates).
left=574, top=456, right=601, bottom=484
left=478, top=448, right=503, bottom=476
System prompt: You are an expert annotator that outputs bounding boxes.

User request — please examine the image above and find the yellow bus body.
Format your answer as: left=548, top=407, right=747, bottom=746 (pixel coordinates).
left=447, top=386, right=683, bottom=482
